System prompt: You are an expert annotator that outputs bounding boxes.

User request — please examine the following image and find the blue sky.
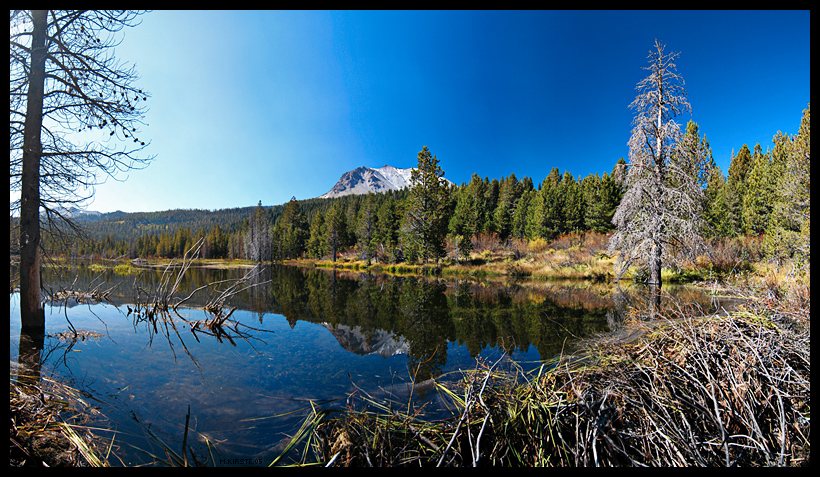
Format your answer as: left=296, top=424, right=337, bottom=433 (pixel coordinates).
left=78, top=10, right=809, bottom=213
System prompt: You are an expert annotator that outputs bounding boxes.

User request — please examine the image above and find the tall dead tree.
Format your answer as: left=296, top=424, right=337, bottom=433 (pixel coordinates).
left=608, top=40, right=706, bottom=287
left=10, top=10, right=153, bottom=330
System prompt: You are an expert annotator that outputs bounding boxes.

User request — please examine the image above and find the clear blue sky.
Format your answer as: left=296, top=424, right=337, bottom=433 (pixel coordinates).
left=81, top=10, right=809, bottom=213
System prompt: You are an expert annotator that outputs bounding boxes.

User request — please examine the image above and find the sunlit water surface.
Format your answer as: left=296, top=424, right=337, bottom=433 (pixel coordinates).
left=10, top=263, right=731, bottom=465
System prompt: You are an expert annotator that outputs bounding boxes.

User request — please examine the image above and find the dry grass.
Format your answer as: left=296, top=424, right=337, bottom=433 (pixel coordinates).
left=10, top=374, right=110, bottom=467
left=306, top=276, right=810, bottom=467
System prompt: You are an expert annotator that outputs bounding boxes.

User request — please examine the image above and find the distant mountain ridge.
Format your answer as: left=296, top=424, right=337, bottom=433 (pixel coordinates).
left=32, top=165, right=453, bottom=244
left=319, top=164, right=452, bottom=199
left=52, top=206, right=103, bottom=219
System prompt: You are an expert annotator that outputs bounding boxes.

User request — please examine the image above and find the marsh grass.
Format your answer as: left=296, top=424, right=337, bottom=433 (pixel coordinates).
left=10, top=373, right=112, bottom=467
left=305, top=278, right=810, bottom=467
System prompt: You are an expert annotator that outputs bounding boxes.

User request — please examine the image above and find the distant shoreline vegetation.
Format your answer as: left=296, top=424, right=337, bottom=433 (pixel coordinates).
left=25, top=230, right=765, bottom=288
left=10, top=104, right=809, bottom=283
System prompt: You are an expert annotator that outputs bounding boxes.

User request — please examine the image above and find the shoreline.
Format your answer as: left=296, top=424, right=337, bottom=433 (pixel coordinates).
left=10, top=254, right=809, bottom=466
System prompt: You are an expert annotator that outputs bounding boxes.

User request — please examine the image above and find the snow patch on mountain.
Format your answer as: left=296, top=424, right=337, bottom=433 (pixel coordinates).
left=319, top=165, right=452, bottom=199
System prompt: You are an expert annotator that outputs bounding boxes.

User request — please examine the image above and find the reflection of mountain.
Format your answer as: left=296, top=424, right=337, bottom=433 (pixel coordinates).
left=34, top=263, right=656, bottom=379
left=319, top=323, right=409, bottom=358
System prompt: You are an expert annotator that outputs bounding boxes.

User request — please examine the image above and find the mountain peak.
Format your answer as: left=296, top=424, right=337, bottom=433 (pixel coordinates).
left=318, top=165, right=409, bottom=199
left=318, top=165, right=453, bottom=199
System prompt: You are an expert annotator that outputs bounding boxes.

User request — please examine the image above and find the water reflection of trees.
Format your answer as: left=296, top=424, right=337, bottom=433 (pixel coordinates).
left=32, top=263, right=719, bottom=383
left=251, top=266, right=614, bottom=380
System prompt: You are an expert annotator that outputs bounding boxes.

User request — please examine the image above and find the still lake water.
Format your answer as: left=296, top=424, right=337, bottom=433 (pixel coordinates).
left=10, top=262, right=730, bottom=465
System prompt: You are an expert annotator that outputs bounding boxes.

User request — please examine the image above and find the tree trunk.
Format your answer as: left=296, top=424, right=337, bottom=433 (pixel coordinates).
left=650, top=82, right=665, bottom=289
left=20, top=10, right=48, bottom=332
left=649, top=239, right=662, bottom=287
left=648, top=282, right=662, bottom=320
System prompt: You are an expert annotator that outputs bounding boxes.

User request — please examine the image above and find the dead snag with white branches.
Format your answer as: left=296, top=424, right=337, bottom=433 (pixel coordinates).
left=10, top=10, right=153, bottom=331
left=609, top=39, right=707, bottom=288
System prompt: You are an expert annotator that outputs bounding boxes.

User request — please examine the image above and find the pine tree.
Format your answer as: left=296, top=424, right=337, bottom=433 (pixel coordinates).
left=483, top=178, right=500, bottom=234
left=581, top=173, right=610, bottom=233
left=742, top=144, right=775, bottom=235
left=278, top=197, right=309, bottom=259
left=375, top=197, right=400, bottom=263
left=510, top=188, right=532, bottom=239
left=777, top=103, right=810, bottom=236
left=561, top=171, right=584, bottom=232
left=725, top=144, right=752, bottom=235
left=526, top=169, right=562, bottom=240
left=765, top=103, right=810, bottom=265
left=448, top=185, right=472, bottom=239
left=703, top=165, right=734, bottom=237
left=674, top=121, right=712, bottom=190
left=531, top=168, right=564, bottom=240
left=493, top=173, right=521, bottom=240
left=403, top=146, right=449, bottom=264
left=356, top=194, right=378, bottom=265
left=466, top=174, right=488, bottom=238
left=325, top=201, right=346, bottom=262
left=306, top=209, right=327, bottom=259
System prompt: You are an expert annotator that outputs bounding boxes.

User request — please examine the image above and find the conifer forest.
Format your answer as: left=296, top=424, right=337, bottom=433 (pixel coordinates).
left=19, top=102, right=808, bottom=277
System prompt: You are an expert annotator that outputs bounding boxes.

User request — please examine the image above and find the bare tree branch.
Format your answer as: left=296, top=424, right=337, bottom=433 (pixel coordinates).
left=609, top=40, right=706, bottom=287
left=11, top=10, right=154, bottom=330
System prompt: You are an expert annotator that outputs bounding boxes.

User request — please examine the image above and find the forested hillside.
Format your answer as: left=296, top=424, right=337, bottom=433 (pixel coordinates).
left=20, top=105, right=809, bottom=269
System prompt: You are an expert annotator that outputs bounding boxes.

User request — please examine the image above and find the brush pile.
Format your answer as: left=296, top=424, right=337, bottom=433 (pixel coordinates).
left=10, top=376, right=107, bottom=467
left=314, top=293, right=809, bottom=466
left=498, top=309, right=810, bottom=466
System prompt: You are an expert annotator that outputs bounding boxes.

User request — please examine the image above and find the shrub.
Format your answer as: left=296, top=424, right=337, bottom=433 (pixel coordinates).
left=549, top=231, right=584, bottom=251
left=527, top=237, right=549, bottom=254
left=581, top=231, right=610, bottom=255
left=507, top=238, right=528, bottom=260
left=707, top=236, right=761, bottom=274
left=472, top=232, right=502, bottom=253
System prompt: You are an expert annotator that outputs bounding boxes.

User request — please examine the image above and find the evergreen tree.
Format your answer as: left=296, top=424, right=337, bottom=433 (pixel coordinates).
left=561, top=171, right=585, bottom=232
left=306, top=209, right=327, bottom=259
left=483, top=178, right=500, bottom=233
left=205, top=224, right=229, bottom=259
left=766, top=103, right=810, bottom=264
left=742, top=143, right=775, bottom=235
left=581, top=173, right=607, bottom=233
left=703, top=165, right=734, bottom=237
left=344, top=198, right=361, bottom=248
left=527, top=168, right=563, bottom=240
left=375, top=197, right=400, bottom=263
left=725, top=144, right=752, bottom=233
left=465, top=174, right=487, bottom=238
left=278, top=197, right=309, bottom=259
left=448, top=185, right=472, bottom=239
left=728, top=144, right=753, bottom=191
left=493, top=173, right=522, bottom=240
left=324, top=201, right=346, bottom=262
left=777, top=103, right=810, bottom=236
left=356, top=194, right=378, bottom=265
left=674, top=121, right=712, bottom=190
left=510, top=188, right=532, bottom=239
left=403, top=146, right=449, bottom=263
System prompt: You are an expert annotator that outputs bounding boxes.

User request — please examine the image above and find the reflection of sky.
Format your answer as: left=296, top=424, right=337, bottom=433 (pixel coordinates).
left=10, top=263, right=731, bottom=466
left=10, top=294, right=527, bottom=465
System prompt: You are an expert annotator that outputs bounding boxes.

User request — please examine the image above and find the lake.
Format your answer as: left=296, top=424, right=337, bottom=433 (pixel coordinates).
left=9, top=261, right=732, bottom=466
